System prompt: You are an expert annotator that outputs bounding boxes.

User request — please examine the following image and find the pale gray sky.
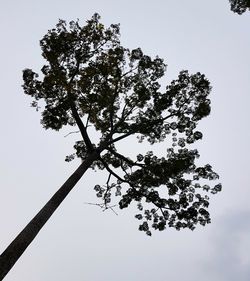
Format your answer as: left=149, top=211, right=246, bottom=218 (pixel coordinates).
left=0, top=1, right=250, bottom=280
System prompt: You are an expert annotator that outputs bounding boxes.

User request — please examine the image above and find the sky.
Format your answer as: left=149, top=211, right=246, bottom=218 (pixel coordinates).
left=0, top=0, right=250, bottom=280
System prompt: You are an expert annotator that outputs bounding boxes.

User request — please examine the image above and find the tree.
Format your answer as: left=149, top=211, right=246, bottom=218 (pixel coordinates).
left=0, top=13, right=221, bottom=280
left=229, top=0, right=250, bottom=14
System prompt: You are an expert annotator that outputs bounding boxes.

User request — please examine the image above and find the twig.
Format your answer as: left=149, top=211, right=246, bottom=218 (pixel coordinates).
left=84, top=202, right=118, bottom=216
left=64, top=130, right=80, bottom=137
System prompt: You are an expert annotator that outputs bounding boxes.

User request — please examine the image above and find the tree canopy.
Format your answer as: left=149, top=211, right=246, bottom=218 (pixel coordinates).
left=229, top=0, right=250, bottom=14
left=22, top=13, right=221, bottom=236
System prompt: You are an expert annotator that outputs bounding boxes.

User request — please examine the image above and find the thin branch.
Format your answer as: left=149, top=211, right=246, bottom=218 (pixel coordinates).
left=64, top=130, right=80, bottom=138
left=85, top=111, right=91, bottom=128
left=159, top=207, right=168, bottom=220
left=120, top=162, right=131, bottom=179
left=100, top=157, right=169, bottom=214
left=66, top=59, right=94, bottom=152
left=120, top=66, right=138, bottom=78
left=120, top=102, right=128, bottom=121
left=99, top=102, right=136, bottom=148
left=107, top=147, right=145, bottom=168
left=99, top=157, right=126, bottom=183
left=117, top=102, right=136, bottom=124
left=84, top=202, right=118, bottom=216
left=162, top=112, right=177, bottom=122
left=107, top=131, right=134, bottom=145
left=108, top=205, right=119, bottom=216
left=106, top=173, right=112, bottom=185
left=106, top=110, right=172, bottom=147
left=103, top=172, right=113, bottom=208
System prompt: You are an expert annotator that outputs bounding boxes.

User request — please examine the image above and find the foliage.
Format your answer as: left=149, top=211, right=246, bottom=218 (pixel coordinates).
left=23, top=13, right=221, bottom=235
left=229, top=0, right=250, bottom=14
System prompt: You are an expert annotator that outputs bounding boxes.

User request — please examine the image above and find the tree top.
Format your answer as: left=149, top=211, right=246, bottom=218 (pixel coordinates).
left=23, top=13, right=221, bottom=235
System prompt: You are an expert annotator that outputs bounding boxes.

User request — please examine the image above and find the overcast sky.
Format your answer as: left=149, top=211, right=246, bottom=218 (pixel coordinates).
left=0, top=1, right=250, bottom=280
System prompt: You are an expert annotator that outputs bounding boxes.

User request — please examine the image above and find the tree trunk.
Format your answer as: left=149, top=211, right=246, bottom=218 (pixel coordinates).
left=0, top=151, right=99, bottom=280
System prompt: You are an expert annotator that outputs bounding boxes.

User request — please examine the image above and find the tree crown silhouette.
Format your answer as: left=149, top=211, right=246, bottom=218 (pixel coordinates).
left=23, top=13, right=221, bottom=235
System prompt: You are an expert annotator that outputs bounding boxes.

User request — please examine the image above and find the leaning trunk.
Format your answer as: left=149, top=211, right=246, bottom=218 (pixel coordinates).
left=0, top=151, right=99, bottom=280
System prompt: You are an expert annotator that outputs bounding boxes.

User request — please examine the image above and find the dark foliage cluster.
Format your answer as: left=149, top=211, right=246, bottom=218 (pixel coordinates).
left=229, top=0, right=250, bottom=14
left=94, top=147, right=221, bottom=235
left=23, top=14, right=221, bottom=235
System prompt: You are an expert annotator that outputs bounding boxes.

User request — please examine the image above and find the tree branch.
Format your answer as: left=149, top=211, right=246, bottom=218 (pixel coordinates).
left=66, top=59, right=95, bottom=152
left=100, top=156, right=169, bottom=214
left=98, top=157, right=126, bottom=183
left=107, top=147, right=144, bottom=168
left=107, top=131, right=134, bottom=145
left=120, top=66, right=138, bottom=78
left=84, top=202, right=118, bottom=216
left=69, top=102, right=94, bottom=152
left=64, top=130, right=80, bottom=138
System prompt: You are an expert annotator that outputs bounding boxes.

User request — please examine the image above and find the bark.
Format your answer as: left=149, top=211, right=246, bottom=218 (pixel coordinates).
left=0, top=150, right=99, bottom=280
